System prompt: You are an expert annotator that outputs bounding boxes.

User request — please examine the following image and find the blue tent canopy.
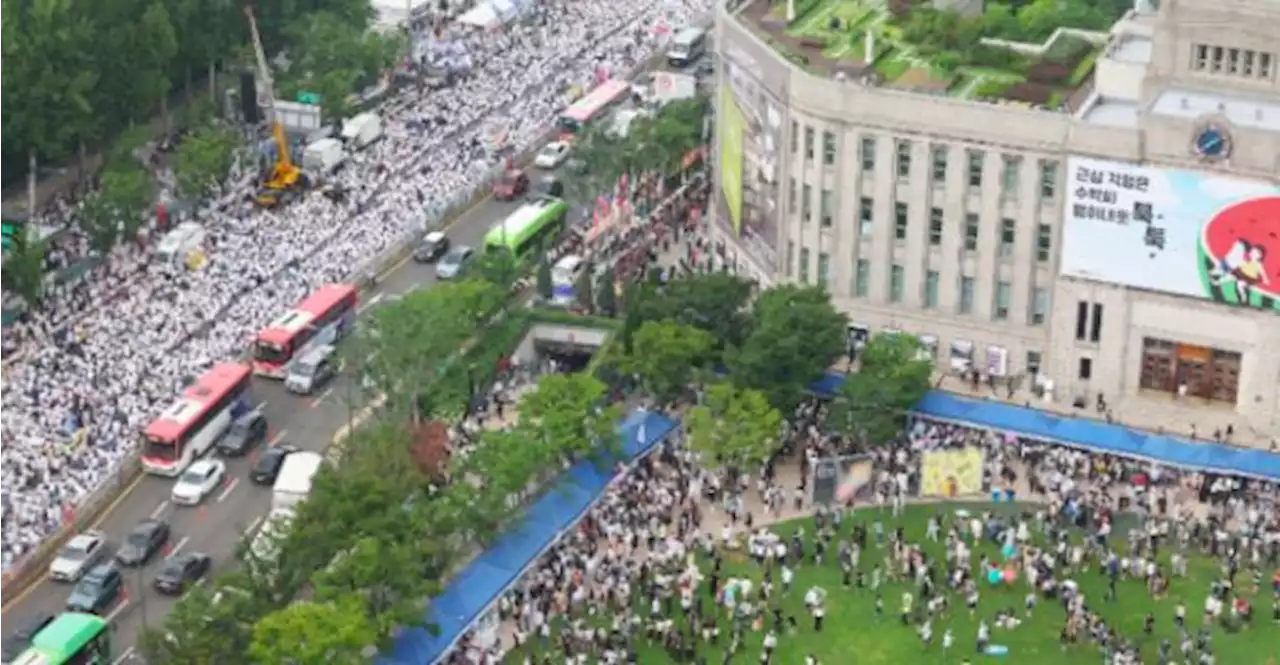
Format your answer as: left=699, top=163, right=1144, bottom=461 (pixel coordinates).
left=809, top=372, right=1279, bottom=480
left=379, top=410, right=679, bottom=665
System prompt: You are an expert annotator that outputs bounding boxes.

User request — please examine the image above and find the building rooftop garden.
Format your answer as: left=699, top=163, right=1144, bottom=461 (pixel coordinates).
left=741, top=0, right=1129, bottom=108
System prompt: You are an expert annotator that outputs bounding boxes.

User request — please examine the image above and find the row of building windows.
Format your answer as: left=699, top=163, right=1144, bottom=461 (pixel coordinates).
left=790, top=126, right=1062, bottom=201
left=789, top=187, right=1055, bottom=262
left=785, top=247, right=1051, bottom=326
left=1192, top=43, right=1276, bottom=81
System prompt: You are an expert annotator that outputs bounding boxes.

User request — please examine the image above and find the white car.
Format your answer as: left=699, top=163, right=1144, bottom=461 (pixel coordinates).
left=49, top=531, right=107, bottom=582
left=534, top=141, right=571, bottom=169
left=171, top=459, right=227, bottom=506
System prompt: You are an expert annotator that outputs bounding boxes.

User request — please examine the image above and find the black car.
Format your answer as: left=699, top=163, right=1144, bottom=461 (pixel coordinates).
left=412, top=231, right=450, bottom=263
left=1, top=614, right=54, bottom=662
left=115, top=519, right=170, bottom=567
left=217, top=410, right=269, bottom=456
left=65, top=565, right=123, bottom=614
left=530, top=175, right=564, bottom=200
left=153, top=552, right=212, bottom=595
left=250, top=444, right=297, bottom=485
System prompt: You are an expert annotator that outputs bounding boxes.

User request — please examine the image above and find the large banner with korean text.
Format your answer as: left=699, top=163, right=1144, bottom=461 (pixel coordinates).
left=1059, top=156, right=1280, bottom=312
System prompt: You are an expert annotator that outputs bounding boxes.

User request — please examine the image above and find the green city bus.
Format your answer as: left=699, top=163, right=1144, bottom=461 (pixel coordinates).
left=483, top=197, right=569, bottom=259
left=12, top=613, right=112, bottom=665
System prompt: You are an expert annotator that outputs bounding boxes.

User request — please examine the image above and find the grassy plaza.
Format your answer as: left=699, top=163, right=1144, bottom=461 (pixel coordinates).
left=506, top=502, right=1277, bottom=664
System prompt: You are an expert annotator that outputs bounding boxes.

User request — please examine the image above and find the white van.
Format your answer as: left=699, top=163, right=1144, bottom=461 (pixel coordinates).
left=666, top=28, right=707, bottom=67
left=271, top=451, right=324, bottom=514
left=301, top=138, right=346, bottom=175
left=155, top=222, right=206, bottom=264
left=551, top=255, right=585, bottom=306
left=341, top=112, right=383, bottom=149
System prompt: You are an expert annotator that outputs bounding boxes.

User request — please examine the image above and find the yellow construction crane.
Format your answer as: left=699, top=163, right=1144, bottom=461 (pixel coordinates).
left=245, top=6, right=305, bottom=207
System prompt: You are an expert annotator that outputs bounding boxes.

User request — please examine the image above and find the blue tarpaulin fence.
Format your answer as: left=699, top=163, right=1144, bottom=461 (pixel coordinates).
left=380, top=410, right=680, bottom=665
left=807, top=371, right=1280, bottom=482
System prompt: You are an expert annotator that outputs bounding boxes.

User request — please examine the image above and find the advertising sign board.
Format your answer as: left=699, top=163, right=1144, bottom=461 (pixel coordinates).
left=1059, top=157, right=1280, bottom=312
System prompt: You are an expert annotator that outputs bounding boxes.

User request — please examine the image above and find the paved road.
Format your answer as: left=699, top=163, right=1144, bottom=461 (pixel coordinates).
left=0, top=172, right=549, bottom=662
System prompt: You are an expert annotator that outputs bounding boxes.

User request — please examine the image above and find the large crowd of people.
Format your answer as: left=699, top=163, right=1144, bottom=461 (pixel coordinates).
left=441, top=401, right=1278, bottom=665
left=0, top=0, right=714, bottom=571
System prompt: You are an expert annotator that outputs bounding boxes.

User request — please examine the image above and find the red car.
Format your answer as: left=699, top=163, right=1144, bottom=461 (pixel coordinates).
left=493, top=169, right=529, bottom=200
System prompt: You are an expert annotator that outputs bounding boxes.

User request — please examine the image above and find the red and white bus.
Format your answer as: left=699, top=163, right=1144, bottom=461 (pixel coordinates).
left=557, top=79, right=631, bottom=134
left=253, top=284, right=359, bottom=378
left=141, top=363, right=253, bottom=476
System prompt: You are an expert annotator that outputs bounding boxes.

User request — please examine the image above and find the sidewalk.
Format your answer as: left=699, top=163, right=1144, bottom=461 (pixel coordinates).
left=940, top=375, right=1277, bottom=452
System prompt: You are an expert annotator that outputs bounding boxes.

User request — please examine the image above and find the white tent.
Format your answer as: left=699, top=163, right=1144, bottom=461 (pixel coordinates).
left=371, top=0, right=432, bottom=29
left=457, top=0, right=534, bottom=28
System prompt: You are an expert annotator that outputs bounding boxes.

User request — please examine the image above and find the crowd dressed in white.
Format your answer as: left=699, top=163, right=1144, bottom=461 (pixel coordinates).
left=0, top=0, right=712, bottom=571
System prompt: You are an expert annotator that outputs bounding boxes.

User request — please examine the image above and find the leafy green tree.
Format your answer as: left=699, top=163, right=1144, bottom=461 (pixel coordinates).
left=535, top=258, right=553, bottom=300
left=1, top=0, right=99, bottom=211
left=613, top=321, right=712, bottom=405
left=634, top=273, right=755, bottom=351
left=99, top=165, right=155, bottom=239
left=729, top=284, right=847, bottom=412
left=249, top=595, right=375, bottom=665
left=518, top=373, right=622, bottom=463
left=685, top=382, right=781, bottom=486
left=561, top=124, right=624, bottom=205
left=828, top=333, right=933, bottom=446
left=78, top=193, right=121, bottom=255
left=0, top=227, right=48, bottom=306
left=137, top=2, right=179, bottom=125
left=138, top=581, right=261, bottom=665
left=174, top=124, right=239, bottom=198
left=595, top=268, right=617, bottom=317
left=470, top=249, right=519, bottom=292
left=360, top=280, right=503, bottom=419
left=312, top=536, right=439, bottom=640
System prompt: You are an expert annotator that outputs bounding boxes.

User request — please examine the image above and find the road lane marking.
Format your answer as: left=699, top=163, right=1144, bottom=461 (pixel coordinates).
left=166, top=536, right=189, bottom=560
left=105, top=598, right=132, bottom=624
left=268, top=429, right=287, bottom=445
left=111, top=646, right=136, bottom=665
left=244, top=516, right=264, bottom=538
left=150, top=500, right=169, bottom=519
left=357, top=293, right=385, bottom=313
left=216, top=477, right=240, bottom=503
left=180, top=576, right=207, bottom=602
left=309, top=387, right=334, bottom=408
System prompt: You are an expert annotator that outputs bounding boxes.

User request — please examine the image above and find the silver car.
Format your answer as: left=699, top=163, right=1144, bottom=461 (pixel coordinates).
left=435, top=246, right=474, bottom=280
left=49, top=531, right=107, bottom=582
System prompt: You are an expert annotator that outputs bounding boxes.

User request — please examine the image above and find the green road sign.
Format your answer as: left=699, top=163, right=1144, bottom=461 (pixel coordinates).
left=297, top=92, right=321, bottom=104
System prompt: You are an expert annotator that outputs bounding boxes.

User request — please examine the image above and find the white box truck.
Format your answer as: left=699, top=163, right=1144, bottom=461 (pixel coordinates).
left=302, top=138, right=347, bottom=175
left=341, top=112, right=383, bottom=149
left=271, top=451, right=324, bottom=513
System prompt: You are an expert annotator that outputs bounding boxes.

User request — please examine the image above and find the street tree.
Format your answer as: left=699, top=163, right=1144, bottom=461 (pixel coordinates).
left=0, top=228, right=49, bottom=306
left=78, top=193, right=122, bottom=255
left=249, top=595, right=375, bottom=665
left=636, top=272, right=755, bottom=351
left=470, top=249, right=520, bottom=293
left=1, top=0, right=99, bottom=211
left=312, top=535, right=440, bottom=640
left=99, top=164, right=155, bottom=239
left=613, top=320, right=713, bottom=405
left=827, top=333, right=933, bottom=446
left=136, top=1, right=179, bottom=126
left=728, top=284, right=847, bottom=412
left=575, top=264, right=595, bottom=314
left=685, top=381, right=781, bottom=486
left=518, top=373, right=622, bottom=463
left=360, top=280, right=503, bottom=419
left=174, top=124, right=240, bottom=198
left=138, top=580, right=261, bottom=665
left=595, top=268, right=618, bottom=317
left=535, top=258, right=554, bottom=300
left=560, top=124, right=624, bottom=205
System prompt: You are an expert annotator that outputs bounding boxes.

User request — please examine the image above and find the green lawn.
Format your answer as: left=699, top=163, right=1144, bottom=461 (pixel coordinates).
left=504, top=503, right=1276, bottom=664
